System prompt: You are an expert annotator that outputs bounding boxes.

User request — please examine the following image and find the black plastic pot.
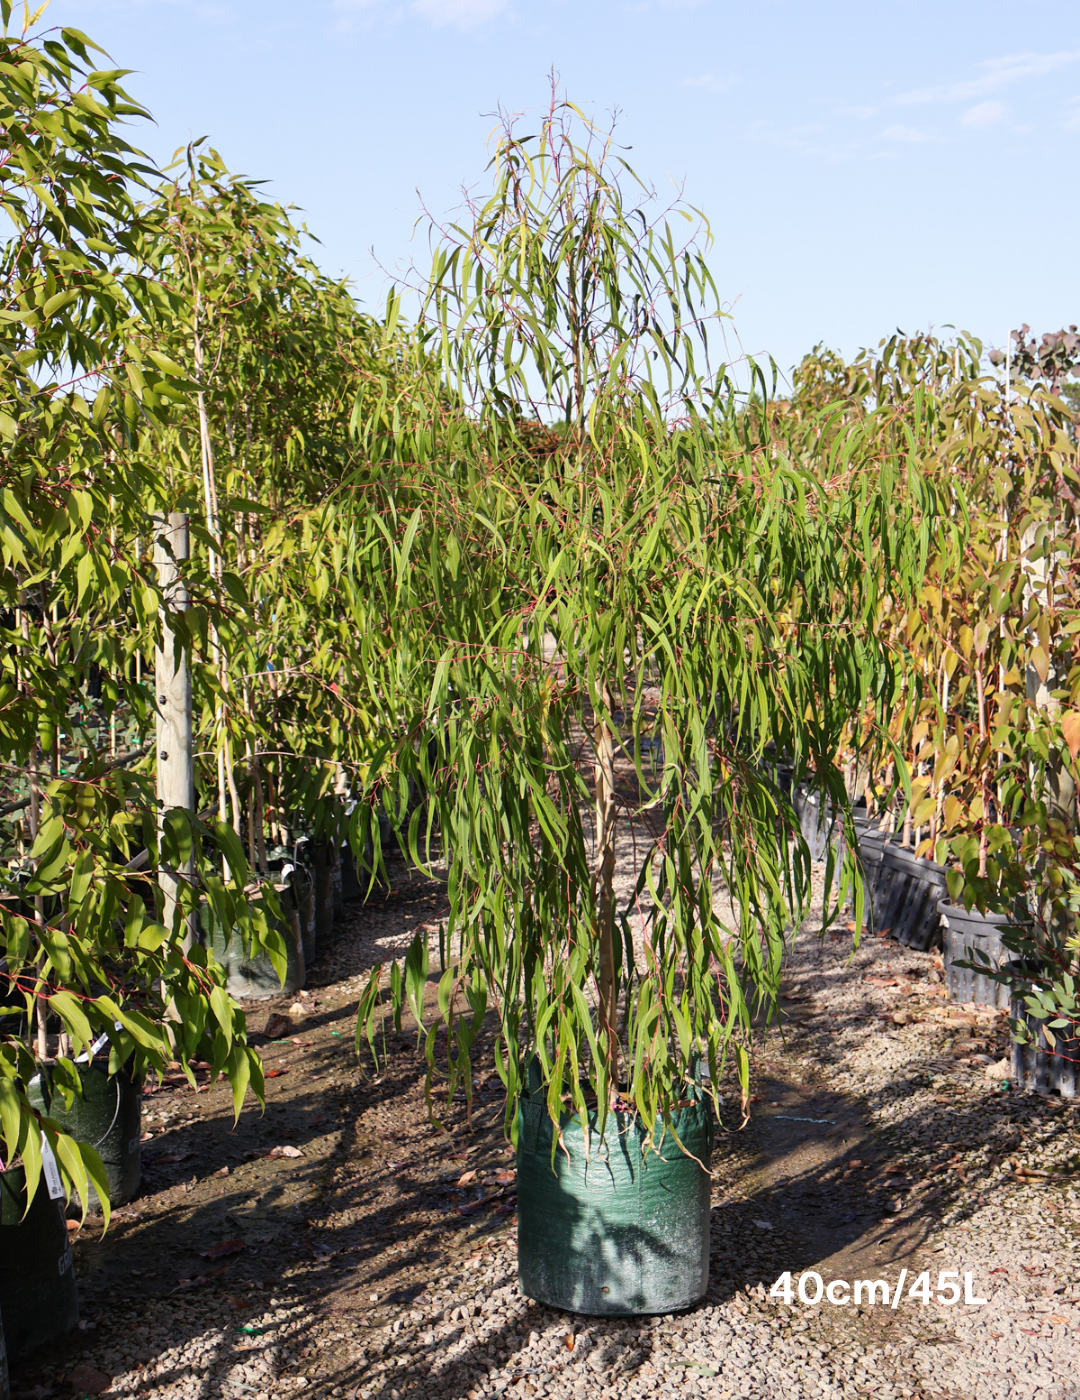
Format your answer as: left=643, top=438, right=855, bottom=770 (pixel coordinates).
left=330, top=844, right=344, bottom=917
left=204, top=880, right=305, bottom=1000
left=939, top=901, right=1013, bottom=1009
left=793, top=786, right=836, bottom=863
left=1010, top=982, right=1079, bottom=1098
left=0, top=1303, right=9, bottom=1400
left=28, top=1062, right=141, bottom=1210
left=311, top=841, right=335, bottom=946
left=875, top=846, right=948, bottom=952
left=268, top=851, right=316, bottom=968
left=340, top=851, right=363, bottom=904
left=852, top=828, right=888, bottom=929
left=0, top=1165, right=78, bottom=1359
left=286, top=864, right=316, bottom=968
left=516, top=1089, right=714, bottom=1316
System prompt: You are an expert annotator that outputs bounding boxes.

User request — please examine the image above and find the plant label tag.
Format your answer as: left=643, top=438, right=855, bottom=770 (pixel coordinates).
left=40, top=1135, right=65, bottom=1200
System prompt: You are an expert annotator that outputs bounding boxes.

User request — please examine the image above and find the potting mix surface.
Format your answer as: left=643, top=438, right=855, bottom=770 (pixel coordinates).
left=9, top=849, right=1080, bottom=1400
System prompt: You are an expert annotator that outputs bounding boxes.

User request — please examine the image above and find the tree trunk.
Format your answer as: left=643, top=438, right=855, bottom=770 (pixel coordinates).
left=594, top=685, right=618, bottom=1095
left=155, top=513, right=195, bottom=949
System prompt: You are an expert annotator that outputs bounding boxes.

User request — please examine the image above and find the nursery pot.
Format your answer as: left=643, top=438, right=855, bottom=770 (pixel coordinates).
left=340, top=848, right=363, bottom=904
left=1010, top=973, right=1078, bottom=1098
left=0, top=1301, right=9, bottom=1400
left=938, top=901, right=1013, bottom=1009
left=516, top=1089, right=714, bottom=1316
left=28, top=1062, right=141, bottom=1210
left=203, top=880, right=305, bottom=1000
left=270, top=850, right=317, bottom=967
left=0, top=1164, right=78, bottom=1359
left=876, top=846, right=947, bottom=952
left=793, top=786, right=835, bottom=864
left=330, top=843, right=344, bottom=917
left=311, top=842, right=335, bottom=945
left=292, top=864, right=317, bottom=967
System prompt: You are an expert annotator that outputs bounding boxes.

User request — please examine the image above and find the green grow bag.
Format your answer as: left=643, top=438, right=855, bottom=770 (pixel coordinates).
left=516, top=1088, right=714, bottom=1315
left=203, top=882, right=305, bottom=1000
left=0, top=1165, right=78, bottom=1359
left=28, top=1063, right=141, bottom=1210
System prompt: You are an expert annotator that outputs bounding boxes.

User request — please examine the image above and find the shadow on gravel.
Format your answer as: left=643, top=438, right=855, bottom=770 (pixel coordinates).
left=11, top=895, right=1078, bottom=1400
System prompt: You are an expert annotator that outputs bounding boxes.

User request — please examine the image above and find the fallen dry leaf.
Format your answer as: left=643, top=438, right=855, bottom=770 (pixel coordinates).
left=147, top=1151, right=193, bottom=1166
left=264, top=1068, right=289, bottom=1079
left=565, top=1333, right=575, bottom=1352
left=68, top=1364, right=112, bottom=1395
left=263, top=1013, right=293, bottom=1040
left=457, top=1169, right=478, bottom=1186
left=1050, top=1315, right=1068, bottom=1326
left=200, top=1239, right=246, bottom=1260
left=267, top=1144, right=303, bottom=1159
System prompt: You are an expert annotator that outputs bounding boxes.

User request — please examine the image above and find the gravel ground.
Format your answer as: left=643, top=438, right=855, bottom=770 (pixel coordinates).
left=11, top=851, right=1080, bottom=1400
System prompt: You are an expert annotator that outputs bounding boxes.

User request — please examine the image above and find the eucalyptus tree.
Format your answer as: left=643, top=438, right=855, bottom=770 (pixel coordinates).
left=354, top=97, right=938, bottom=1138
left=0, top=12, right=268, bottom=1215
left=133, top=146, right=420, bottom=857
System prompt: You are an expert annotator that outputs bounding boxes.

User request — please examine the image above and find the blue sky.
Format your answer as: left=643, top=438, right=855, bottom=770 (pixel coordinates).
left=43, top=0, right=1080, bottom=383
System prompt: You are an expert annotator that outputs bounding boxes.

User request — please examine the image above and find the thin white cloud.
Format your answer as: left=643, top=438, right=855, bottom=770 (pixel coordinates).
left=681, top=73, right=736, bottom=93
left=334, top=0, right=511, bottom=30
left=881, top=123, right=938, bottom=143
left=897, top=50, right=1080, bottom=106
left=961, top=99, right=1008, bottom=128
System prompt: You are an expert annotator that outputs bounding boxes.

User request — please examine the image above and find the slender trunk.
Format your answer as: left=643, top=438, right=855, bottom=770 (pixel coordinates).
left=251, top=749, right=268, bottom=875
left=931, top=658, right=950, bottom=852
left=224, top=730, right=243, bottom=845
left=594, top=684, right=618, bottom=1096
left=976, top=658, right=989, bottom=880
left=155, top=513, right=196, bottom=950
left=193, top=317, right=230, bottom=838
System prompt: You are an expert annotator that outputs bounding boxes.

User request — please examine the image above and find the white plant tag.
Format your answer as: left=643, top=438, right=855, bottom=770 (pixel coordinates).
left=40, top=1134, right=65, bottom=1201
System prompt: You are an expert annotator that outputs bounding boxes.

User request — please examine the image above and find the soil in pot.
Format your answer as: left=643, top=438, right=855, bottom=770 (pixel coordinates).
left=1010, top=985, right=1079, bottom=1098
left=877, top=846, right=948, bottom=952
left=0, top=1164, right=78, bottom=1360
left=939, top=901, right=1014, bottom=1009
left=516, top=1088, right=714, bottom=1316
left=28, top=1061, right=141, bottom=1210
left=203, top=880, right=305, bottom=1000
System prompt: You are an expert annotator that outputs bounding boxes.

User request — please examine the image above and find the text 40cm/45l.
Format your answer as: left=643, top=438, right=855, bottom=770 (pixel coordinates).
left=770, top=1270, right=989, bottom=1307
